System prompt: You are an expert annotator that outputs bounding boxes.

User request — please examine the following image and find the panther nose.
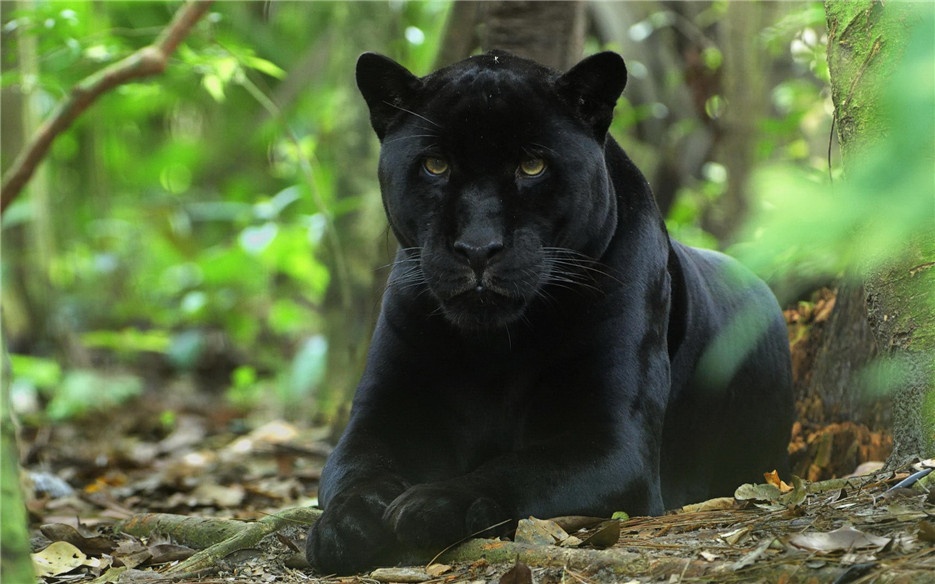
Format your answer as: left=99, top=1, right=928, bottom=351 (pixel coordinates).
left=454, top=238, right=504, bottom=275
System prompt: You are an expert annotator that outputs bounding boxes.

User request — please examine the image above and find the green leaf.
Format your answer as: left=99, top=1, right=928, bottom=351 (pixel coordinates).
left=81, top=329, right=172, bottom=353
left=285, top=335, right=328, bottom=403
left=202, top=74, right=225, bottom=102
left=243, top=55, right=286, bottom=79
left=46, top=371, right=143, bottom=421
left=9, top=355, right=62, bottom=389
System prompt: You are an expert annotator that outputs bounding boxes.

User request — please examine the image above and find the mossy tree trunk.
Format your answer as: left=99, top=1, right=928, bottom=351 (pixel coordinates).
left=824, top=1, right=935, bottom=462
left=1, top=348, right=34, bottom=584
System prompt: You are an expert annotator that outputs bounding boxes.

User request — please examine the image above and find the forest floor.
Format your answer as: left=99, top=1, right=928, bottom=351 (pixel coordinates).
left=17, top=292, right=934, bottom=584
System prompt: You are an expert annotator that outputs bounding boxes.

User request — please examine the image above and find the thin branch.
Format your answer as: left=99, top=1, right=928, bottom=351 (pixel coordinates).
left=0, top=0, right=214, bottom=215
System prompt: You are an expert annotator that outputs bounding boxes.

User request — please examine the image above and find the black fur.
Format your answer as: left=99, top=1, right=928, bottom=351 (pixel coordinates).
left=305, top=51, right=793, bottom=574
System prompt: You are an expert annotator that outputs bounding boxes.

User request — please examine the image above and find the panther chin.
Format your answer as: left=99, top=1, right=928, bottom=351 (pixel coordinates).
left=439, top=286, right=528, bottom=331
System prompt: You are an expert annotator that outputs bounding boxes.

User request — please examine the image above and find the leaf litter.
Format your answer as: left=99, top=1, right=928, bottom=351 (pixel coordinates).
left=18, top=380, right=935, bottom=583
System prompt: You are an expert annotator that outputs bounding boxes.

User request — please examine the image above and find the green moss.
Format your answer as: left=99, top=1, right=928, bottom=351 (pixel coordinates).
left=824, top=0, right=918, bottom=162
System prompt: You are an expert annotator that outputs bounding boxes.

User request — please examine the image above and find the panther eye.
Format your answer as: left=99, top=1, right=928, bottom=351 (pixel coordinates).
left=518, top=158, right=546, bottom=177
left=422, top=157, right=449, bottom=176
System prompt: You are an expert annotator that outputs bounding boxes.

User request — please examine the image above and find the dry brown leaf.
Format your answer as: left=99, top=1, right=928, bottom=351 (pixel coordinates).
left=579, top=520, right=620, bottom=549
left=147, top=542, right=195, bottom=564
left=719, top=526, right=752, bottom=546
left=918, top=520, right=935, bottom=543
left=550, top=515, right=605, bottom=532
left=499, top=560, right=532, bottom=584
left=764, top=469, right=793, bottom=493
left=40, top=523, right=116, bottom=555
left=678, top=497, right=735, bottom=513
left=425, top=563, right=452, bottom=577
left=788, top=524, right=891, bottom=553
left=729, top=538, right=773, bottom=570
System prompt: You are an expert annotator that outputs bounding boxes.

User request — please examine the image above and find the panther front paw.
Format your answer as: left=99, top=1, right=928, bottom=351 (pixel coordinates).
left=383, top=483, right=509, bottom=550
left=306, top=483, right=405, bottom=575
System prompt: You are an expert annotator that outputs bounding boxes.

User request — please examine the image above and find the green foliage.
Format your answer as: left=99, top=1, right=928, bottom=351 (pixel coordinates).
left=47, top=370, right=143, bottom=421
left=8, top=0, right=924, bottom=426
left=666, top=162, right=726, bottom=250
left=736, top=9, right=935, bottom=284
left=2, top=1, right=449, bottom=420
left=9, top=354, right=62, bottom=390
left=9, top=355, right=142, bottom=421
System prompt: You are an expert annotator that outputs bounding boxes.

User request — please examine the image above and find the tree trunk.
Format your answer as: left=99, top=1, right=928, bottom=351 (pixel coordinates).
left=807, top=282, right=882, bottom=428
left=438, top=0, right=587, bottom=70
left=435, top=1, right=482, bottom=67
left=824, top=1, right=935, bottom=463
left=703, top=1, right=786, bottom=243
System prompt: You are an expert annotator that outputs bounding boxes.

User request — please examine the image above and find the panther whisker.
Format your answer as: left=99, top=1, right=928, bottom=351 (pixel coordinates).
left=530, top=142, right=559, bottom=157
left=383, top=134, right=440, bottom=145
left=381, top=100, right=440, bottom=128
left=541, top=247, right=626, bottom=286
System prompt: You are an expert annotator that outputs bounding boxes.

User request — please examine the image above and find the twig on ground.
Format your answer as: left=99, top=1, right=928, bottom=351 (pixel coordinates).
left=162, top=507, right=320, bottom=576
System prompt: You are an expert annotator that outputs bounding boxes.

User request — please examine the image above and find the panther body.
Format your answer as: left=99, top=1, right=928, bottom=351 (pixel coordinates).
left=305, top=51, right=793, bottom=574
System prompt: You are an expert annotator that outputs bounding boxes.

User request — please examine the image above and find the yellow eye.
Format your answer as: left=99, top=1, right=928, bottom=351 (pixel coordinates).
left=422, top=157, right=449, bottom=176
left=519, top=158, right=546, bottom=177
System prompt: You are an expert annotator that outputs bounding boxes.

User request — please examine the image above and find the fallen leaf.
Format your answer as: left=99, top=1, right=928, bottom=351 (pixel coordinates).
left=40, top=523, right=116, bottom=555
left=147, top=542, right=195, bottom=564
left=780, top=475, right=807, bottom=507
left=678, top=497, right=735, bottom=513
left=221, top=420, right=300, bottom=462
left=370, top=567, right=431, bottom=583
left=190, top=481, right=245, bottom=507
left=88, top=565, right=129, bottom=583
left=918, top=520, right=935, bottom=543
left=700, top=550, right=720, bottom=562
left=32, top=541, right=102, bottom=577
left=559, top=535, right=583, bottom=547
left=764, top=469, right=793, bottom=493
left=730, top=538, right=773, bottom=570
left=550, top=515, right=605, bottom=532
left=499, top=560, right=532, bottom=584
left=425, top=563, right=452, bottom=577
left=113, top=547, right=152, bottom=570
left=719, top=526, right=752, bottom=546
left=848, top=461, right=885, bottom=477
left=735, top=482, right=782, bottom=502
left=579, top=520, right=620, bottom=549
left=840, top=552, right=877, bottom=566
left=886, top=503, right=927, bottom=522
left=788, top=525, right=891, bottom=553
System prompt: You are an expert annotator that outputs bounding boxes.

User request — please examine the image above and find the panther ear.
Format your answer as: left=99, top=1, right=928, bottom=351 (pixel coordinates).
left=356, top=53, right=422, bottom=141
left=556, top=52, right=628, bottom=138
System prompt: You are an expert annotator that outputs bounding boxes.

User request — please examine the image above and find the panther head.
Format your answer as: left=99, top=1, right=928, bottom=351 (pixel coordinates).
left=357, top=51, right=628, bottom=330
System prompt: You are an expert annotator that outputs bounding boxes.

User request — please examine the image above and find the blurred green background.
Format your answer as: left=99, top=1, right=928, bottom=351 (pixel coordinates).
left=2, top=1, right=931, bottom=430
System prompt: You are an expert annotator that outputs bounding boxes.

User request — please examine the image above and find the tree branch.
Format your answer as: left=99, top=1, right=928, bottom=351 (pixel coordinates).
left=0, top=0, right=214, bottom=215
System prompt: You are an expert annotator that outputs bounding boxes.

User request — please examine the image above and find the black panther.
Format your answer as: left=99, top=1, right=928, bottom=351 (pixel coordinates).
left=305, top=50, right=793, bottom=574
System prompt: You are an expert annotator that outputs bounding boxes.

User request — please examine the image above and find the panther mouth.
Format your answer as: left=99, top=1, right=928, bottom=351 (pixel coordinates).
left=439, top=285, right=528, bottom=330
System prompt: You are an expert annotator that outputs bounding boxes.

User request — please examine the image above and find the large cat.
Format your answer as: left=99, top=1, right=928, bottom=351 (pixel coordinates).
left=305, top=51, right=793, bottom=574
